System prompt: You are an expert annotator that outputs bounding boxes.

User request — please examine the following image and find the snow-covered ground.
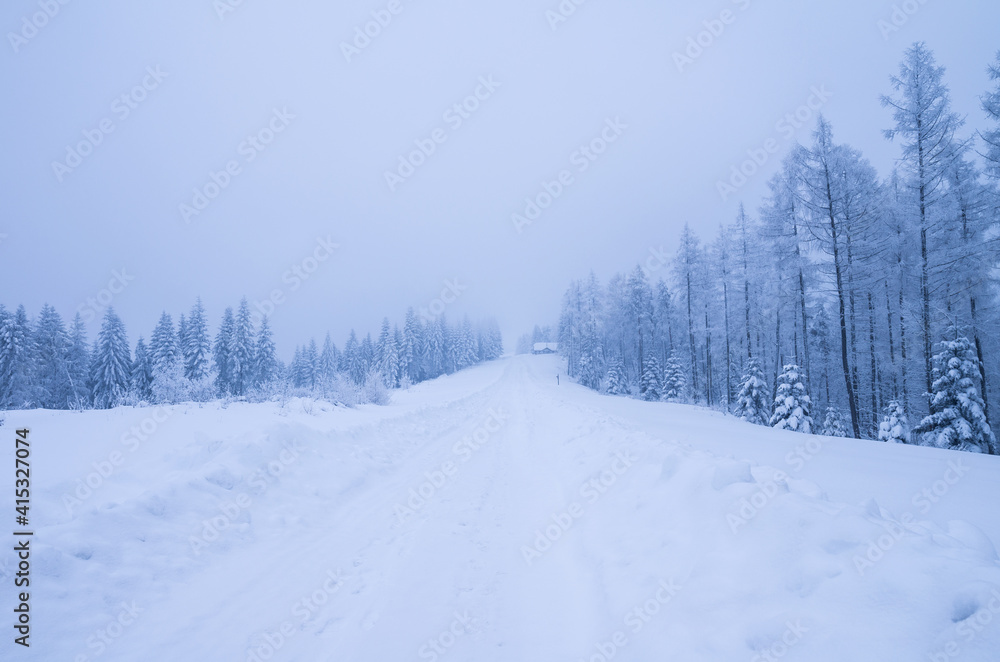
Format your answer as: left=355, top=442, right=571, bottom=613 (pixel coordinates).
left=4, top=354, right=1000, bottom=661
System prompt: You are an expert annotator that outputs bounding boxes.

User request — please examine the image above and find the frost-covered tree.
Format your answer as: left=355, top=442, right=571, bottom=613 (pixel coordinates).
left=184, top=298, right=211, bottom=381
left=33, top=304, right=70, bottom=409
left=734, top=358, right=770, bottom=425
left=425, top=317, right=446, bottom=379
left=303, top=338, right=319, bottom=389
left=150, top=312, right=179, bottom=373
left=213, top=307, right=235, bottom=396
left=455, top=317, right=478, bottom=371
left=402, top=308, right=424, bottom=383
left=0, top=305, right=34, bottom=408
left=663, top=351, right=687, bottom=403
left=229, top=298, right=256, bottom=396
left=318, top=332, right=339, bottom=390
left=66, top=313, right=91, bottom=408
left=882, top=42, right=967, bottom=402
left=821, top=407, right=849, bottom=438
left=640, top=355, right=662, bottom=401
left=913, top=335, right=996, bottom=454
left=878, top=401, right=908, bottom=443
left=343, top=330, right=362, bottom=384
left=375, top=318, right=396, bottom=387
left=605, top=359, right=627, bottom=395
left=252, top=316, right=278, bottom=389
left=91, top=308, right=131, bottom=409
left=981, top=51, right=1000, bottom=181
left=479, top=318, right=504, bottom=361
left=130, top=337, right=154, bottom=403
left=769, top=364, right=813, bottom=433
left=394, top=325, right=407, bottom=382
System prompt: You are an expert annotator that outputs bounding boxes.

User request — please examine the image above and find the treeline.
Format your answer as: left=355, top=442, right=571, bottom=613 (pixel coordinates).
left=558, top=43, right=1000, bottom=454
left=0, top=298, right=503, bottom=411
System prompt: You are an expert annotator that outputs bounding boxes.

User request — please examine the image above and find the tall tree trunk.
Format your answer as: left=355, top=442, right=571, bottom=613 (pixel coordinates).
left=868, top=291, right=879, bottom=437
left=686, top=271, right=698, bottom=398
left=918, top=119, right=933, bottom=410
left=885, top=281, right=898, bottom=401
left=723, top=278, right=732, bottom=411
left=971, top=296, right=991, bottom=441
left=704, top=304, right=713, bottom=407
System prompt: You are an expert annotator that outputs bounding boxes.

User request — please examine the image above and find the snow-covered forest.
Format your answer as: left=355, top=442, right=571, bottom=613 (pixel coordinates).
left=558, top=43, right=1000, bottom=454
left=0, top=297, right=503, bottom=411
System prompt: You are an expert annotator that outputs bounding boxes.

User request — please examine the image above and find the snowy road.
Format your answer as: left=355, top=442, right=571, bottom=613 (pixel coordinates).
left=7, top=355, right=1000, bottom=661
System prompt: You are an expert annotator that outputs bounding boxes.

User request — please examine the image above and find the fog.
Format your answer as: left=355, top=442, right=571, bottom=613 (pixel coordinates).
left=3, top=0, right=998, bottom=355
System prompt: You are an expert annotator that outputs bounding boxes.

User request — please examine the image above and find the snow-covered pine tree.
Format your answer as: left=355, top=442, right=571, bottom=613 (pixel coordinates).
left=177, top=313, right=189, bottom=368
left=913, top=335, right=996, bottom=454
left=456, top=317, right=478, bottom=371
left=480, top=318, right=504, bottom=361
left=375, top=318, right=394, bottom=387
left=289, top=346, right=304, bottom=388
left=228, top=298, right=255, bottom=396
left=821, top=407, right=849, bottom=438
left=734, top=358, right=770, bottom=425
left=343, top=331, right=362, bottom=385
left=130, top=337, right=153, bottom=403
left=0, top=305, right=34, bottom=409
left=303, top=338, right=319, bottom=389
left=605, top=359, right=627, bottom=395
left=640, top=355, right=663, bottom=401
left=424, top=317, right=445, bottom=379
left=252, top=316, right=278, bottom=390
left=91, top=308, right=131, bottom=409
left=33, top=304, right=70, bottom=409
left=402, top=308, right=424, bottom=383
left=318, top=332, right=339, bottom=390
left=878, top=400, right=908, bottom=443
left=662, top=351, right=687, bottom=403
left=213, top=307, right=235, bottom=396
left=768, top=364, right=813, bottom=433
left=150, top=311, right=189, bottom=404
left=394, top=325, right=407, bottom=383
left=66, top=313, right=90, bottom=409
left=150, top=312, right=179, bottom=373
left=184, top=298, right=211, bottom=381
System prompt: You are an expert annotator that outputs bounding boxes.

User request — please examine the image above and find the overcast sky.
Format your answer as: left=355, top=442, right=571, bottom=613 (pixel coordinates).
left=3, top=0, right=999, bottom=357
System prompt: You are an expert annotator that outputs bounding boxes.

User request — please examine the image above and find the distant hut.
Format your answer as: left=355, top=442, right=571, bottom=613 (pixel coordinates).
left=532, top=342, right=559, bottom=355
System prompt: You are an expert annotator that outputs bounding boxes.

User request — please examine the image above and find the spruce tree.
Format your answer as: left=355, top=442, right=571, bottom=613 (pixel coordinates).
left=91, top=308, right=131, bottom=409
left=0, top=305, right=34, bottom=408
left=769, top=364, right=813, bottom=433
left=185, top=298, right=211, bottom=381
left=213, top=307, right=235, bottom=396
left=913, top=335, right=996, bottom=453
left=229, top=298, right=255, bottom=396
left=131, top=337, right=154, bottom=402
left=150, top=312, right=179, bottom=373
left=640, top=355, right=663, bottom=401
left=734, top=358, right=770, bottom=425
left=605, top=360, right=627, bottom=395
left=663, top=351, right=687, bottom=403
left=66, top=313, right=90, bottom=408
left=33, top=304, right=70, bottom=409
left=878, top=401, right=908, bottom=443
left=252, top=316, right=278, bottom=389
left=821, top=407, right=849, bottom=438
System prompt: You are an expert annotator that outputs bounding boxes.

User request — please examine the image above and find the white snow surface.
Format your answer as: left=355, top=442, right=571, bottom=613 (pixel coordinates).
left=4, top=355, right=1000, bottom=661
